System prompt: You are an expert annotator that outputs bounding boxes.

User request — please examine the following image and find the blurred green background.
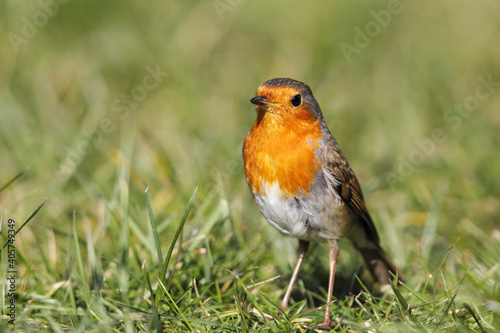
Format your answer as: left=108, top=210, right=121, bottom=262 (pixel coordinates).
left=1, top=0, right=499, bottom=330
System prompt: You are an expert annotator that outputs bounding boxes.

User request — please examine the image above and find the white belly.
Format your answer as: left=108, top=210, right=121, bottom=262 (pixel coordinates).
left=253, top=181, right=348, bottom=242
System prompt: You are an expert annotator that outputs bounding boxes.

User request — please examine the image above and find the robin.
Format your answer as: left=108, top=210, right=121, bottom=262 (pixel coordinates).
left=243, top=78, right=405, bottom=330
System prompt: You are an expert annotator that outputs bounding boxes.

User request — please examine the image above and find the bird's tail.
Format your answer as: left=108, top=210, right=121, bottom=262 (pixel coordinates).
left=357, top=244, right=405, bottom=285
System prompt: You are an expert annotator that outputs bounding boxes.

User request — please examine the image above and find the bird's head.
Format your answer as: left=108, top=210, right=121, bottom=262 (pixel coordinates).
left=250, top=78, right=322, bottom=125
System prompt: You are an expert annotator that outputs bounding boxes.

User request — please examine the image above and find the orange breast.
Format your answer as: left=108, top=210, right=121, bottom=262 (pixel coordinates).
left=243, top=112, right=322, bottom=199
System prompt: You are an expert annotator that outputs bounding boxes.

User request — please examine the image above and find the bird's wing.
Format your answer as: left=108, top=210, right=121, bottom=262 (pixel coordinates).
left=321, top=143, right=380, bottom=244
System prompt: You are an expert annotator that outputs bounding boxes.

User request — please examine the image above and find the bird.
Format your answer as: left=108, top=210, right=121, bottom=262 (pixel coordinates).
left=242, top=78, right=405, bottom=330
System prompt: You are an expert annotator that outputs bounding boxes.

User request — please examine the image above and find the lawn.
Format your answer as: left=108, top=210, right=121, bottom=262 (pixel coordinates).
left=1, top=0, right=499, bottom=331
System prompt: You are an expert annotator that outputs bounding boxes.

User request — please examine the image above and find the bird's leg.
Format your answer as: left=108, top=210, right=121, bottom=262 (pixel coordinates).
left=281, top=240, right=310, bottom=312
left=318, top=239, right=339, bottom=330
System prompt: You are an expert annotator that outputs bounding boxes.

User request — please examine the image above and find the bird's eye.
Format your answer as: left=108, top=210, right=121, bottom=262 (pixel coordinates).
left=291, top=94, right=302, bottom=107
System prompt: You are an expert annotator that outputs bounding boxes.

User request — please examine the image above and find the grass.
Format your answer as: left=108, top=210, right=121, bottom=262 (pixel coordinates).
left=1, top=0, right=500, bottom=331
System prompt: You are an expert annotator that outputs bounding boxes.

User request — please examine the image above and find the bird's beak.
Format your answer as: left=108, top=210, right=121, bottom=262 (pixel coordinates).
left=250, top=96, right=274, bottom=106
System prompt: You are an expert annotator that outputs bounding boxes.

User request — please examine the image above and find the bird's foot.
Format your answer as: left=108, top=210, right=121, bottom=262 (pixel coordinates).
left=317, top=317, right=341, bottom=331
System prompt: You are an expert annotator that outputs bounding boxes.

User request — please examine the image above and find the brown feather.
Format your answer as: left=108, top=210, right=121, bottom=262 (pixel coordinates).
left=320, top=137, right=380, bottom=244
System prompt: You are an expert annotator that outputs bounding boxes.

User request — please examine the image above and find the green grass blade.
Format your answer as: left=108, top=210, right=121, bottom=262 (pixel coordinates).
left=2, top=198, right=47, bottom=249
left=141, top=260, right=163, bottom=333
left=463, top=302, right=485, bottom=333
left=145, top=186, right=163, bottom=266
left=0, top=170, right=25, bottom=194
left=433, top=246, right=453, bottom=305
left=159, top=187, right=197, bottom=285
left=165, top=228, right=183, bottom=291
left=157, top=279, right=194, bottom=331
left=229, top=271, right=275, bottom=330
left=83, top=213, right=102, bottom=293
left=399, top=281, right=430, bottom=303
left=438, top=268, right=470, bottom=325
left=392, top=283, right=409, bottom=312
left=72, top=211, right=89, bottom=308
left=421, top=181, right=448, bottom=262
